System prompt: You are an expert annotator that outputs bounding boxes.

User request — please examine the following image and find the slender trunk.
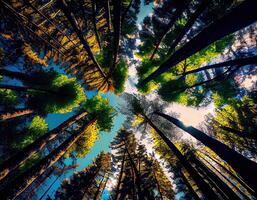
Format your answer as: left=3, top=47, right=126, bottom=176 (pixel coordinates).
left=91, top=0, right=102, bottom=50
left=167, top=0, right=210, bottom=55
left=199, top=151, right=256, bottom=196
left=0, top=108, right=34, bottom=121
left=109, top=0, right=122, bottom=76
left=142, top=114, right=218, bottom=199
left=0, top=84, right=59, bottom=95
left=200, top=155, right=251, bottom=200
left=114, top=150, right=126, bottom=200
left=0, top=69, right=31, bottom=82
left=192, top=156, right=241, bottom=200
left=140, top=0, right=257, bottom=86
left=154, top=111, right=257, bottom=192
left=0, top=111, right=87, bottom=182
left=181, top=55, right=257, bottom=76
left=94, top=172, right=108, bottom=200
left=104, top=0, right=112, bottom=32
left=0, top=119, right=96, bottom=199
left=180, top=171, right=201, bottom=200
left=149, top=0, right=189, bottom=60
left=57, top=0, right=107, bottom=79
left=124, top=146, right=143, bottom=199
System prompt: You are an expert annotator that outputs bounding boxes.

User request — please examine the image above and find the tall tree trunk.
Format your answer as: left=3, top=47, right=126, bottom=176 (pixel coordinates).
left=114, top=150, right=126, bottom=200
left=0, top=119, right=96, bottom=199
left=200, top=155, right=251, bottom=200
left=124, top=145, right=143, bottom=199
left=91, top=0, right=102, bottom=50
left=154, top=111, right=257, bottom=192
left=104, top=0, right=112, bottom=32
left=0, top=108, right=34, bottom=121
left=0, top=111, right=87, bottom=182
left=109, top=0, right=122, bottom=76
left=153, top=169, right=164, bottom=200
left=180, top=171, right=201, bottom=200
left=149, top=0, right=189, bottom=60
left=199, top=151, right=256, bottom=196
left=142, top=114, right=218, bottom=199
left=182, top=55, right=257, bottom=76
left=140, top=0, right=257, bottom=86
left=0, top=69, right=32, bottom=82
left=191, top=156, right=241, bottom=200
left=57, top=0, right=107, bottom=79
left=0, top=84, right=59, bottom=95
left=167, top=0, right=210, bottom=55
left=94, top=172, right=109, bottom=200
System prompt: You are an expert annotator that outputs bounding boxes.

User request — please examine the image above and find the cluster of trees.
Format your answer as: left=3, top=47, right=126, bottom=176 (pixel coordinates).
left=0, top=0, right=256, bottom=199
left=121, top=94, right=257, bottom=199
left=0, top=0, right=143, bottom=93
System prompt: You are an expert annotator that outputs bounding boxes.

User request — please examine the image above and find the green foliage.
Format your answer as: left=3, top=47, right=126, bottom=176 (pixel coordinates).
left=29, top=74, right=86, bottom=114
left=12, top=116, right=48, bottom=149
left=112, top=59, right=128, bottom=94
left=0, top=89, right=17, bottom=107
left=65, top=122, right=99, bottom=158
left=19, top=152, right=41, bottom=173
left=83, top=95, right=116, bottom=132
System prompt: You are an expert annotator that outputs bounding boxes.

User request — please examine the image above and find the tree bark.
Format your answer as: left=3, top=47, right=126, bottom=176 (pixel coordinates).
left=91, top=0, right=102, bottom=50
left=191, top=156, right=241, bottom=200
left=0, top=108, right=34, bottom=121
left=0, top=69, right=32, bottom=82
left=109, top=0, right=122, bottom=76
left=142, top=113, right=218, bottom=199
left=58, top=0, right=107, bottom=79
left=167, top=0, right=210, bottom=55
left=0, top=111, right=87, bottom=182
left=149, top=0, right=189, bottom=60
left=180, top=171, right=201, bottom=200
left=181, top=55, right=257, bottom=76
left=154, top=111, right=257, bottom=191
left=0, top=119, right=96, bottom=199
left=140, top=0, right=257, bottom=86
left=114, top=150, right=126, bottom=200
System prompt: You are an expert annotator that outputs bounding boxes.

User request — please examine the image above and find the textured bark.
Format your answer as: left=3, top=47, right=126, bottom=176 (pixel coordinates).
left=0, top=108, right=34, bottom=121
left=114, top=151, right=126, bottom=200
left=0, top=111, right=87, bottom=182
left=154, top=111, right=257, bottom=192
left=91, top=0, right=102, bottom=49
left=0, top=119, right=96, bottom=199
left=142, top=114, right=218, bottom=199
left=182, top=55, right=257, bottom=76
left=58, top=0, right=107, bottom=78
left=140, top=0, right=257, bottom=86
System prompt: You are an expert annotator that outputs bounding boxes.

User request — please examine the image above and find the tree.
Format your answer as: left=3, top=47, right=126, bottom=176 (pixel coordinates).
left=139, top=0, right=257, bottom=86
left=55, top=152, right=111, bottom=200
left=153, top=111, right=257, bottom=192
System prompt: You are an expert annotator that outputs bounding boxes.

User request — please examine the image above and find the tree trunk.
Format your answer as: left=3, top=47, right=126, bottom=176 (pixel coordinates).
left=199, top=151, right=256, bottom=196
left=140, top=0, right=257, bottom=86
left=149, top=0, right=189, bottom=60
left=142, top=114, right=218, bottom=199
left=0, top=108, right=34, bottom=121
left=0, top=119, right=96, bottom=199
left=180, top=171, right=201, bottom=200
left=91, top=0, right=102, bottom=50
left=109, top=0, right=122, bottom=76
left=153, top=169, right=164, bottom=200
left=182, top=55, right=257, bottom=76
left=0, top=69, right=32, bottom=82
left=191, top=156, right=241, bottom=200
left=114, top=150, right=126, bottom=200
left=154, top=111, right=257, bottom=191
left=124, top=145, right=143, bottom=199
left=0, top=111, right=87, bottom=182
left=0, top=84, right=59, bottom=95
left=94, top=173, right=109, bottom=200
left=57, top=0, right=107, bottom=79
left=167, top=0, right=210, bottom=55
left=104, top=0, right=112, bottom=32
